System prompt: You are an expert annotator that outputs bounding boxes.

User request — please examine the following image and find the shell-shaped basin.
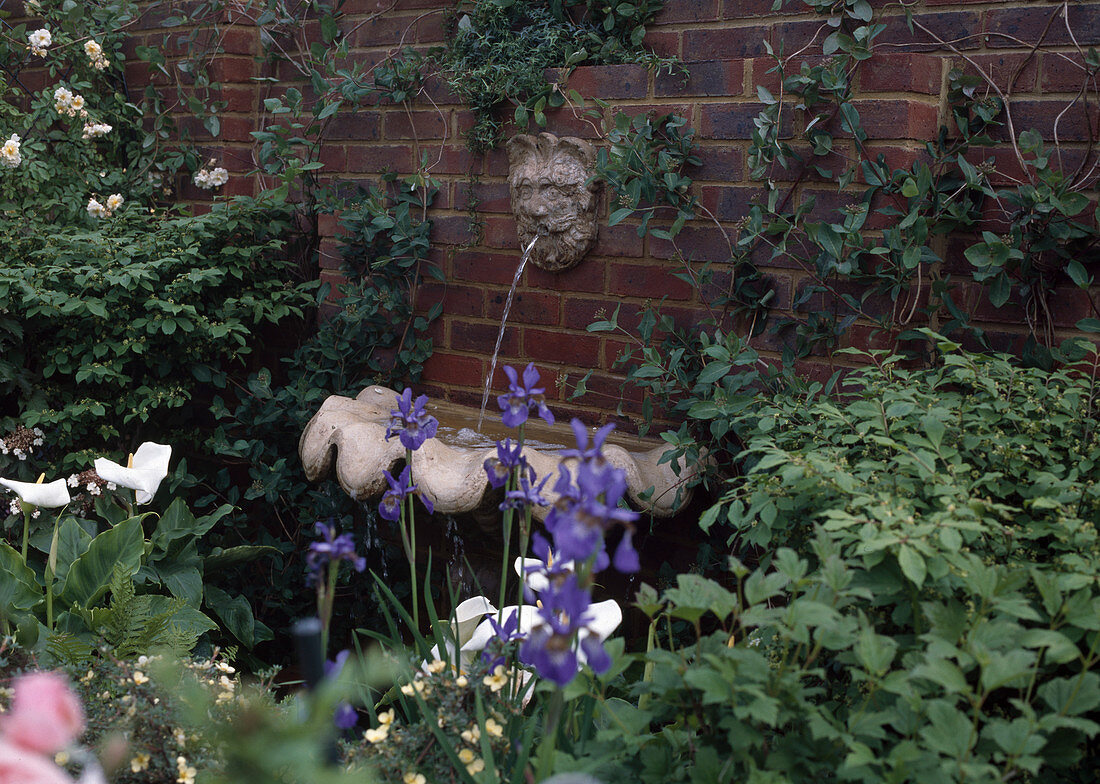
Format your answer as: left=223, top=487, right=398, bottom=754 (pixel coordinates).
left=298, top=386, right=696, bottom=520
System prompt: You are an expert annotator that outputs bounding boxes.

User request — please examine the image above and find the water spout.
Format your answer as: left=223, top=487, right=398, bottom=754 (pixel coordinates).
left=476, top=233, right=541, bottom=431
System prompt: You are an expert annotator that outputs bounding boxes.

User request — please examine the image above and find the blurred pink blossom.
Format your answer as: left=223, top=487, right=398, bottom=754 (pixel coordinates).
left=3, top=672, right=84, bottom=755
left=0, top=739, right=72, bottom=784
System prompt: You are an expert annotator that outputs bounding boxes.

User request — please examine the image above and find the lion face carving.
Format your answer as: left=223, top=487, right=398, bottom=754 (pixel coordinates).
left=506, top=133, right=599, bottom=272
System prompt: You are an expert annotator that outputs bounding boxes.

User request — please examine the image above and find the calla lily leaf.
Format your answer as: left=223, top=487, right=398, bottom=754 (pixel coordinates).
left=0, top=477, right=70, bottom=509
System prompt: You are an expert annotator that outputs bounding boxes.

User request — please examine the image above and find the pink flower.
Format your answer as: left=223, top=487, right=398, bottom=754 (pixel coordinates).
left=0, top=739, right=73, bottom=784
left=2, top=672, right=84, bottom=755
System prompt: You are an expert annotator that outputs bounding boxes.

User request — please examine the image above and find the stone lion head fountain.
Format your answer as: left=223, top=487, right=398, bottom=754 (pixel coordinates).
left=506, top=132, right=599, bottom=272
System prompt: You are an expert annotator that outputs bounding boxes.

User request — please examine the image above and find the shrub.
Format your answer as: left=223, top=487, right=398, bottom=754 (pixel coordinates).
left=563, top=336, right=1100, bottom=782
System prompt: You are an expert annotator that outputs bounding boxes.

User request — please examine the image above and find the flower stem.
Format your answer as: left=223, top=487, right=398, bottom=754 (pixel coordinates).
left=405, top=448, right=420, bottom=630
left=19, top=509, right=30, bottom=563
left=534, top=689, right=565, bottom=779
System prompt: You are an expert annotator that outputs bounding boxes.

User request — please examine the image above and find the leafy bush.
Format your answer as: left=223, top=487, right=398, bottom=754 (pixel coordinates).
left=561, top=336, right=1100, bottom=782
left=0, top=200, right=305, bottom=471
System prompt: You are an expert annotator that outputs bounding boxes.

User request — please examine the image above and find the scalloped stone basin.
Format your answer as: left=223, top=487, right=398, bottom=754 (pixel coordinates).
left=298, top=386, right=696, bottom=520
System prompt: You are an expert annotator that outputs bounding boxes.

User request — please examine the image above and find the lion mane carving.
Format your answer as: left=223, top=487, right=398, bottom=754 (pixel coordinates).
left=506, top=132, right=599, bottom=272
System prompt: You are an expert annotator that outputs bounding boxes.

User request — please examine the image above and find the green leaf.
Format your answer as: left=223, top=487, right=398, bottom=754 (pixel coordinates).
left=205, top=585, right=256, bottom=647
left=608, top=207, right=634, bottom=226
left=898, top=545, right=927, bottom=587
left=0, top=542, right=42, bottom=613
left=1077, top=318, right=1100, bottom=333
left=202, top=545, right=278, bottom=572
left=1066, top=259, right=1090, bottom=288
left=60, top=518, right=143, bottom=608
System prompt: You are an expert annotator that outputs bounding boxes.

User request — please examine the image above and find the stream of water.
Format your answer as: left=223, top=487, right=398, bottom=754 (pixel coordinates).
left=476, top=233, right=541, bottom=432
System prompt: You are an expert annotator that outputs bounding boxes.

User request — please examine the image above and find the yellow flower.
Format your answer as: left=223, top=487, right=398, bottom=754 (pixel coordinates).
left=458, top=749, right=476, bottom=764
left=461, top=724, right=480, bottom=744
left=173, top=727, right=187, bottom=747
left=130, top=753, right=150, bottom=773
left=403, top=772, right=426, bottom=784
left=364, top=726, right=389, bottom=744
left=455, top=675, right=469, bottom=688
left=378, top=708, right=395, bottom=725
left=426, top=658, right=447, bottom=674
left=466, top=758, right=486, bottom=775
left=176, top=755, right=197, bottom=784
left=54, top=751, right=70, bottom=765
left=483, top=665, right=508, bottom=693
left=132, top=671, right=149, bottom=685
left=484, top=717, right=504, bottom=738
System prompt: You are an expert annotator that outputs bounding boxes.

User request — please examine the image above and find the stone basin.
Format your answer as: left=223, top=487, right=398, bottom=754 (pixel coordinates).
left=298, top=385, right=696, bottom=520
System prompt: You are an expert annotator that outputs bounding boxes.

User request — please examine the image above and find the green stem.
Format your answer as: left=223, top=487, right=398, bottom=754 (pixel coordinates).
left=45, top=570, right=54, bottom=631
left=20, top=509, right=30, bottom=563
left=320, top=561, right=338, bottom=656
left=534, top=689, right=565, bottom=780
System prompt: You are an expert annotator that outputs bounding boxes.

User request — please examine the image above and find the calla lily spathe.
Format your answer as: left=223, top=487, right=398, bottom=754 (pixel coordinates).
left=0, top=476, right=71, bottom=509
left=94, top=442, right=171, bottom=505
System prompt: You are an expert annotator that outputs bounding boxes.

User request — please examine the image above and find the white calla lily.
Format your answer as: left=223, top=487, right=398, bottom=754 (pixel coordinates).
left=94, top=441, right=172, bottom=504
left=424, top=596, right=498, bottom=671
left=576, top=599, right=623, bottom=666
left=0, top=475, right=71, bottom=509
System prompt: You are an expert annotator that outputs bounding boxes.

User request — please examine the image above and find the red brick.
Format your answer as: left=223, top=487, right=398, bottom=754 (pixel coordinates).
left=984, top=5, right=1076, bottom=49
left=609, top=263, right=695, bottom=299
left=219, top=85, right=256, bottom=112
left=327, top=111, right=381, bottom=141
left=486, top=290, right=560, bottom=326
left=643, top=31, right=682, bottom=58
left=417, top=282, right=484, bottom=318
left=345, top=144, right=415, bottom=173
left=723, top=0, right=803, bottom=19
left=859, top=53, right=941, bottom=96
left=592, top=224, right=646, bottom=258
left=684, top=27, right=771, bottom=59
left=422, top=352, right=485, bottom=389
left=998, top=100, right=1099, bottom=143
left=217, top=115, right=256, bottom=141
left=655, top=59, right=744, bottom=97
left=699, top=101, right=770, bottom=139
left=962, top=53, right=1038, bottom=93
left=453, top=251, right=526, bottom=286
left=454, top=182, right=511, bottom=213
left=653, top=0, right=719, bottom=25
left=1041, top=53, right=1094, bottom=93
left=651, top=224, right=734, bottom=263
left=700, top=185, right=758, bottom=221
left=384, top=110, right=448, bottom=139
left=848, top=99, right=940, bottom=140
left=527, top=259, right=606, bottom=294
left=522, top=329, right=601, bottom=366
left=693, top=146, right=745, bottom=181
left=482, top=217, right=520, bottom=250
left=559, top=64, right=649, bottom=100
left=876, top=11, right=981, bottom=51
left=431, top=216, right=478, bottom=247
left=451, top=320, right=520, bottom=356
left=562, top=297, right=639, bottom=330
left=210, top=57, right=256, bottom=83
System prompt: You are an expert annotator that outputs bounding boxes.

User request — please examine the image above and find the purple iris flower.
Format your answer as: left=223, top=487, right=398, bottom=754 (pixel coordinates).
left=325, top=650, right=359, bottom=729
left=543, top=425, right=641, bottom=571
left=497, top=363, right=555, bottom=428
left=501, top=471, right=550, bottom=512
left=519, top=574, right=605, bottom=687
left=379, top=465, right=434, bottom=521
left=334, top=702, right=359, bottom=730
left=307, top=522, right=366, bottom=574
left=560, top=419, right=616, bottom=461
left=612, top=530, right=640, bottom=573
left=386, top=388, right=438, bottom=451
left=481, top=608, right=526, bottom=670
left=483, top=438, right=526, bottom=489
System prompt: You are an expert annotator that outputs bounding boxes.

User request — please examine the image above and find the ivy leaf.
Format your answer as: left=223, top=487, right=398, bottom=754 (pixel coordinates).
left=1066, top=259, right=1090, bottom=288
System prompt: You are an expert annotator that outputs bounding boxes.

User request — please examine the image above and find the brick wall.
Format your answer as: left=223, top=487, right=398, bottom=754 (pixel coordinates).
left=90, top=1, right=1100, bottom=426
